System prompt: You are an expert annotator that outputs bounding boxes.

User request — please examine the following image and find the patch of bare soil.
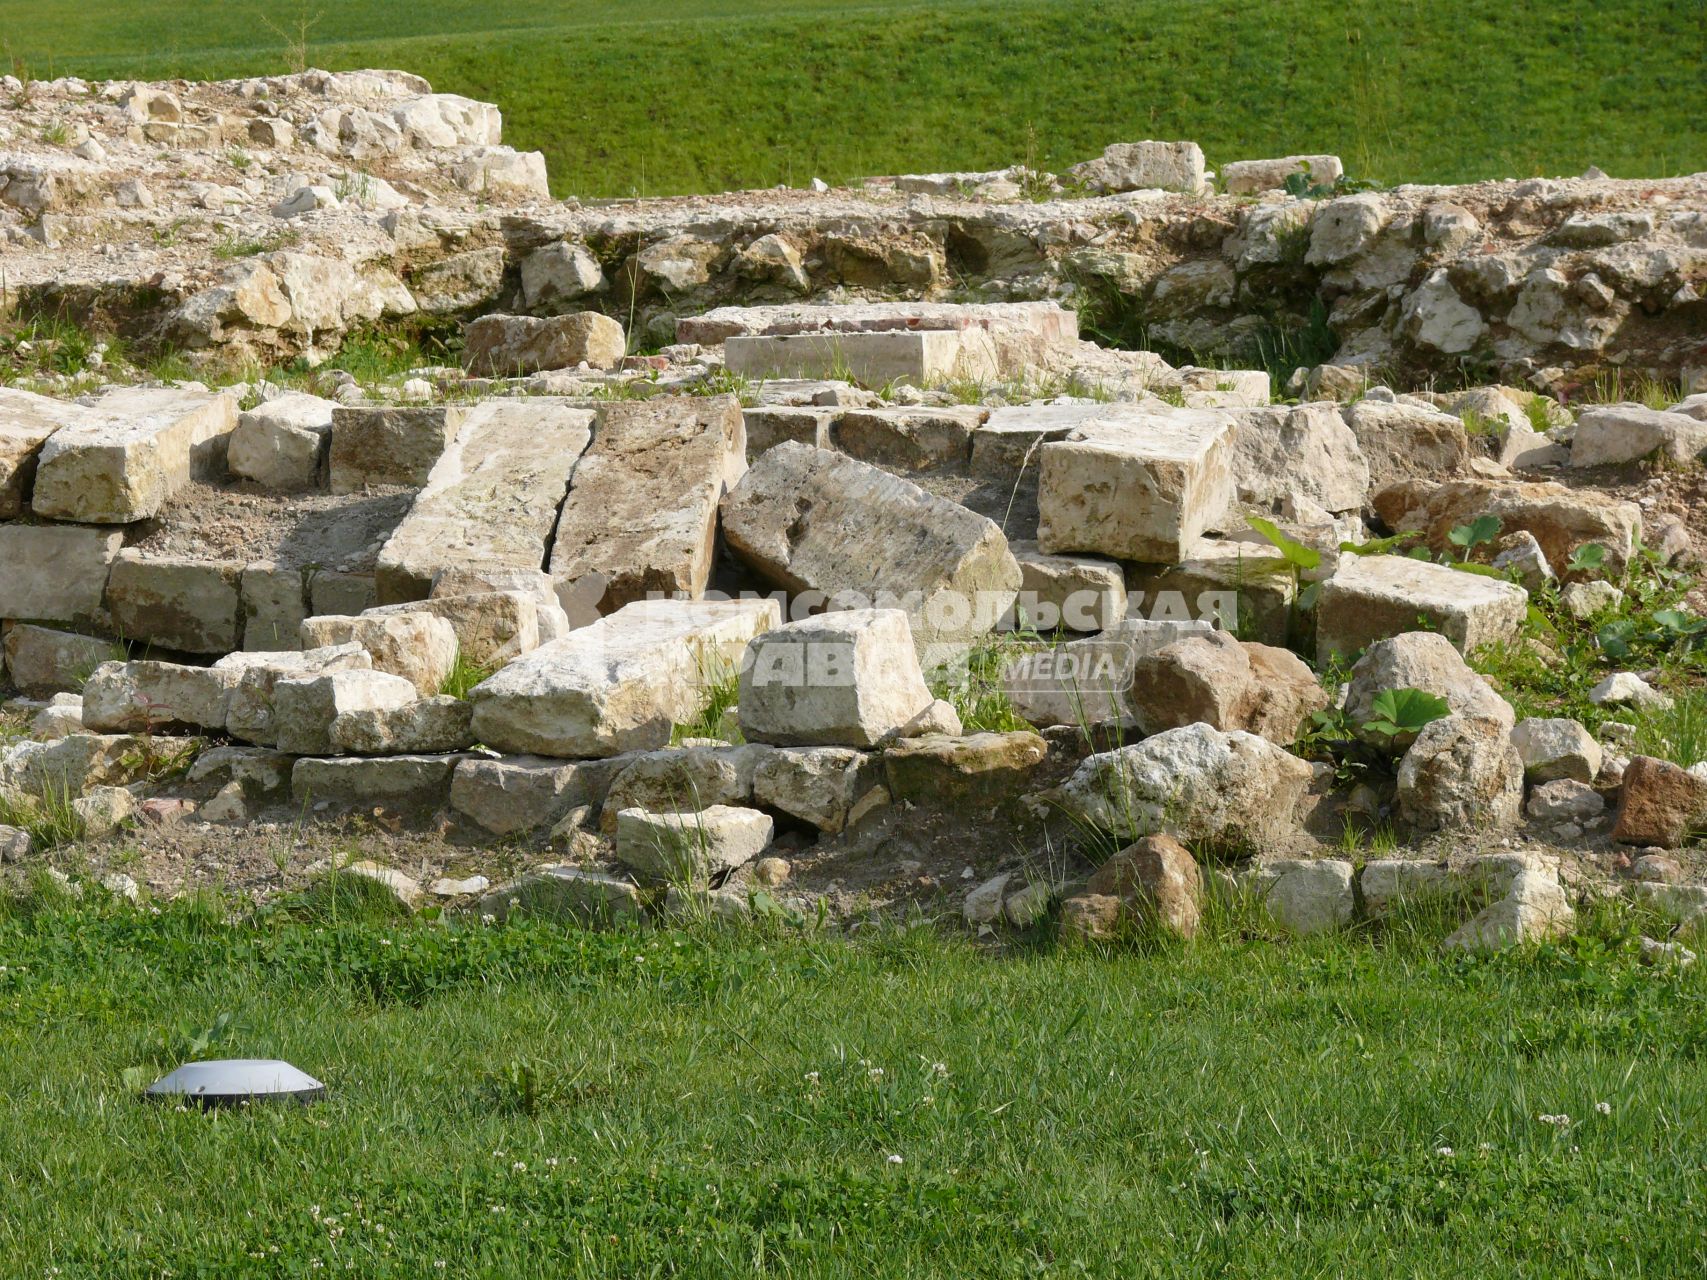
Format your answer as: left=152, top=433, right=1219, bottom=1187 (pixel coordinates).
left=125, top=480, right=416, bottom=571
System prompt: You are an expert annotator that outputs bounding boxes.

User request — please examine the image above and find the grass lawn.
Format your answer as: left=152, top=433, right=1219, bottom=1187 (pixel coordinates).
left=4, top=0, right=1702, bottom=197
left=2, top=883, right=1705, bottom=1276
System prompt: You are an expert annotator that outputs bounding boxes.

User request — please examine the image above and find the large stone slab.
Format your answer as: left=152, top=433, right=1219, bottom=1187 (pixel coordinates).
left=680, top=300, right=1078, bottom=363
left=1342, top=400, right=1472, bottom=486
left=0, top=525, right=122, bottom=623
left=375, top=399, right=594, bottom=602
left=1316, top=555, right=1528, bottom=664
left=1226, top=403, right=1369, bottom=514
left=1036, top=407, right=1235, bottom=563
left=31, top=387, right=237, bottom=522
left=1371, top=478, right=1643, bottom=576
left=221, top=643, right=373, bottom=745
left=291, top=754, right=460, bottom=813
left=0, top=386, right=90, bottom=517
left=299, top=612, right=458, bottom=696
left=273, top=668, right=419, bottom=756
left=720, top=441, right=1019, bottom=659
left=1572, top=404, right=1707, bottom=468
left=468, top=598, right=781, bottom=758
left=1, top=625, right=122, bottom=696
left=81, top=660, right=237, bottom=733
left=738, top=609, right=935, bottom=747
left=106, top=552, right=244, bottom=654
left=726, top=330, right=1000, bottom=387
left=549, top=396, right=746, bottom=613
left=329, top=405, right=465, bottom=494
left=449, top=754, right=605, bottom=836
left=227, top=392, right=336, bottom=490
left=461, top=312, right=626, bottom=375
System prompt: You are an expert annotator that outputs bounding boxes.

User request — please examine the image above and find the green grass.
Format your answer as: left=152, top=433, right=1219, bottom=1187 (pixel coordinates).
left=3, top=0, right=1701, bottom=198
left=1, top=892, right=1705, bottom=1275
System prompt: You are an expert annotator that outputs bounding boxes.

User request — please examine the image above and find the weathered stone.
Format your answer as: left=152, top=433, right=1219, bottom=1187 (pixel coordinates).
left=30, top=695, right=83, bottom=741
left=468, top=598, right=780, bottom=758
left=1124, top=538, right=1296, bottom=645
left=0, top=525, right=122, bottom=623
left=1527, top=778, right=1605, bottom=823
left=1249, top=859, right=1356, bottom=935
left=743, top=407, right=837, bottom=457
left=1491, top=530, right=1555, bottom=593
left=0, top=732, right=158, bottom=795
left=476, top=866, right=641, bottom=926
left=1130, top=630, right=1326, bottom=744
left=726, top=329, right=1000, bottom=386
left=31, top=388, right=236, bottom=523
left=1613, top=756, right=1707, bottom=847
left=461, top=312, right=626, bottom=376
left=601, top=745, right=765, bottom=830
left=1049, top=723, right=1312, bottom=852
left=1007, top=541, right=1126, bottom=633
left=1359, top=858, right=1459, bottom=915
left=1590, top=672, right=1673, bottom=710
left=2, top=625, right=121, bottom=697
left=328, top=405, right=464, bottom=494
left=884, top=731, right=1049, bottom=810
left=1396, top=714, right=1525, bottom=833
left=291, top=754, right=458, bottom=812
left=1058, top=892, right=1124, bottom=941
left=0, top=825, right=31, bottom=862
left=376, top=399, right=594, bottom=602
left=1315, top=555, right=1527, bottom=665
left=1225, top=403, right=1369, bottom=514
left=721, top=442, right=1019, bottom=659
left=220, top=643, right=372, bottom=745
left=1086, top=833, right=1202, bottom=938
left=1400, top=269, right=1487, bottom=354
left=1342, top=400, right=1471, bottom=486
left=1511, top=718, right=1602, bottom=784
left=751, top=746, right=879, bottom=832
left=107, top=553, right=244, bottom=654
left=272, top=669, right=418, bottom=756
left=1443, top=868, right=1575, bottom=952
left=73, top=785, right=136, bottom=839
left=550, top=397, right=745, bottom=612
left=1069, top=140, right=1205, bottom=194
left=81, top=660, right=236, bottom=733
left=240, top=563, right=310, bottom=652
left=614, top=804, right=773, bottom=885
left=831, top=407, right=981, bottom=471
left=1306, top=193, right=1390, bottom=264
left=1572, top=404, right=1707, bottom=468
left=449, top=754, right=602, bottom=836
left=739, top=609, right=934, bottom=748
left=519, top=241, right=606, bottom=309
left=0, top=386, right=91, bottom=517
left=366, top=593, right=541, bottom=668
left=1371, top=478, right=1642, bottom=577
left=1221, top=154, right=1343, bottom=194
left=228, top=392, right=335, bottom=490
left=309, top=569, right=378, bottom=617
left=329, top=695, right=473, bottom=755
left=1342, top=631, right=1514, bottom=750
left=1036, top=407, right=1235, bottom=564
left=300, top=612, right=459, bottom=696
left=1001, top=618, right=1212, bottom=730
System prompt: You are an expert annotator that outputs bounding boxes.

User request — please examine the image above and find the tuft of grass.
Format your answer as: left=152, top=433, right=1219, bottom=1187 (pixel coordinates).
left=671, top=665, right=741, bottom=744
left=438, top=650, right=494, bottom=701
left=1631, top=688, right=1707, bottom=768
left=0, top=779, right=83, bottom=849
left=929, top=634, right=1036, bottom=735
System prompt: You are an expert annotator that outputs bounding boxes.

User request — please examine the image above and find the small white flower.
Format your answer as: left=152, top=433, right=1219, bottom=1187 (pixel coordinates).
left=1538, top=1113, right=1571, bottom=1128
left=804, top=1071, right=820, bottom=1084
left=886, top=1154, right=904, bottom=1165
left=1435, top=1146, right=1454, bottom=1157
left=511, top=1161, right=527, bottom=1172
left=480, top=913, right=496, bottom=926
left=1595, top=1101, right=1612, bottom=1116
left=930, top=1062, right=949, bottom=1077
left=867, top=1067, right=884, bottom=1080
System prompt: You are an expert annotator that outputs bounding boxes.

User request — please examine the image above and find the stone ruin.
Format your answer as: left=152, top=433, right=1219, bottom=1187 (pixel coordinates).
left=2, top=69, right=1706, bottom=949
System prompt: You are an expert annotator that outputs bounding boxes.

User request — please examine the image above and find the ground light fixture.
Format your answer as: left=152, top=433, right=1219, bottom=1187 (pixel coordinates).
left=144, top=1059, right=326, bottom=1108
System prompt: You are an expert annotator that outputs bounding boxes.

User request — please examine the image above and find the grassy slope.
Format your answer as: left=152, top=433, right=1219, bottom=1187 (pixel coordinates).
left=5, top=0, right=1702, bottom=197
left=2, top=890, right=1706, bottom=1275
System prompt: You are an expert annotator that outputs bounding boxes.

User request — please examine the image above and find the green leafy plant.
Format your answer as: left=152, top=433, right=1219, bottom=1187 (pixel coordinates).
left=1568, top=543, right=1609, bottom=575
left=1361, top=688, right=1451, bottom=740
left=1447, top=515, right=1502, bottom=556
